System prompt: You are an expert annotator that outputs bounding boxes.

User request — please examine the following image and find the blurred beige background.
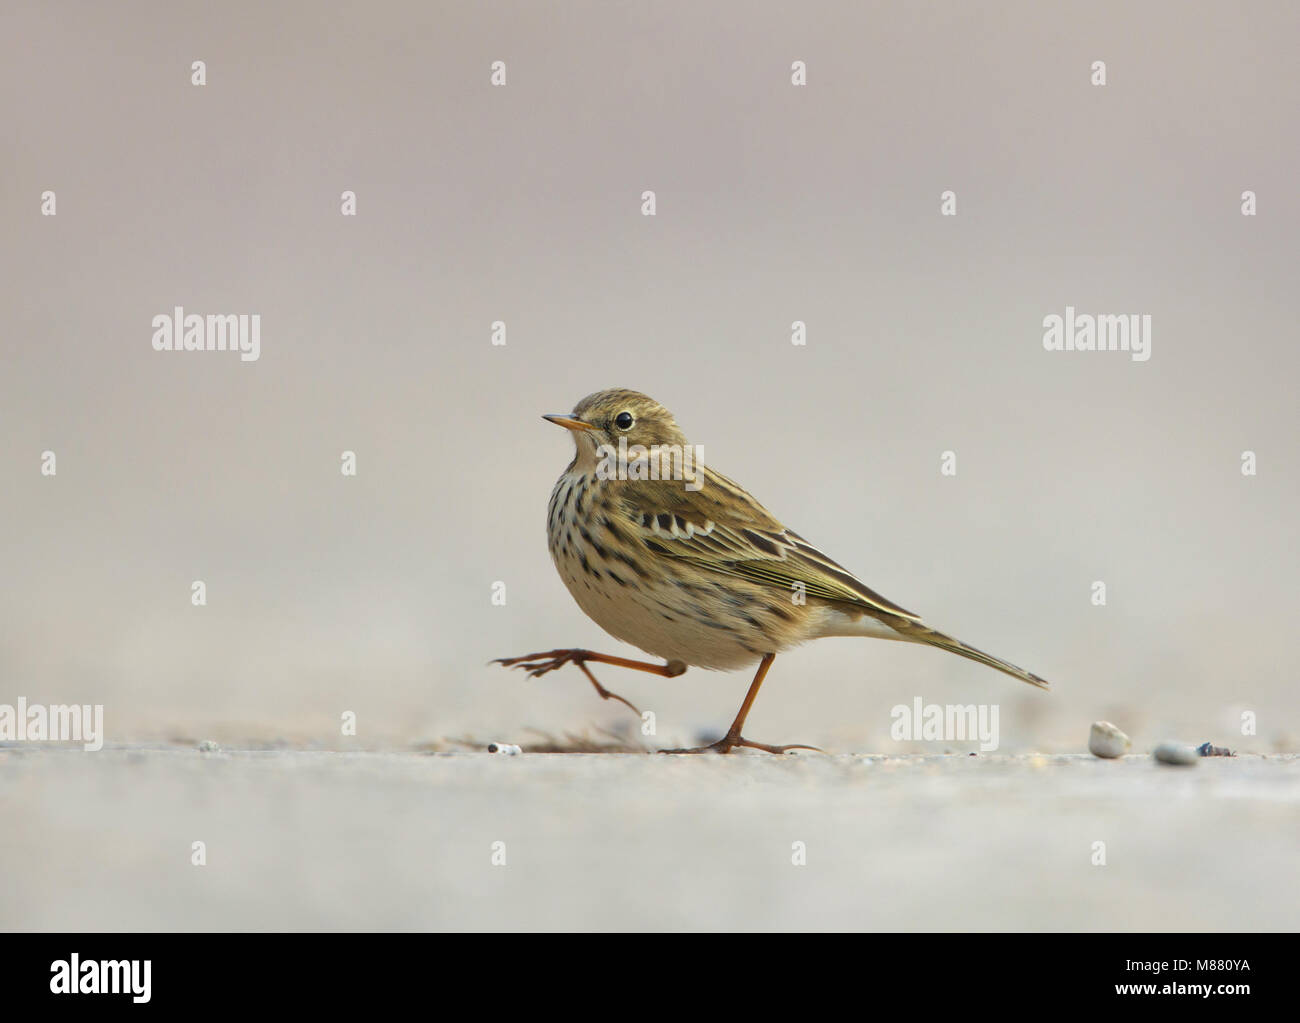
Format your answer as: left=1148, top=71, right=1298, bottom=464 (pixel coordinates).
left=2, top=0, right=1297, bottom=754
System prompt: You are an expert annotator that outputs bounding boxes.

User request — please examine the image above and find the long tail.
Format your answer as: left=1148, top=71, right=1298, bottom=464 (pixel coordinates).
left=891, top=619, right=1051, bottom=690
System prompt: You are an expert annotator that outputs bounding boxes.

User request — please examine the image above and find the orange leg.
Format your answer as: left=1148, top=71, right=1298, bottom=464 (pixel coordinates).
left=493, top=648, right=686, bottom=718
left=659, top=653, right=821, bottom=755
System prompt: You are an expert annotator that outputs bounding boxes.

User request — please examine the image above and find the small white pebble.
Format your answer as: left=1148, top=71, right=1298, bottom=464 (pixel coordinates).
left=1088, top=721, right=1130, bottom=759
left=487, top=742, right=522, bottom=756
left=1153, top=742, right=1199, bottom=766
left=197, top=740, right=220, bottom=753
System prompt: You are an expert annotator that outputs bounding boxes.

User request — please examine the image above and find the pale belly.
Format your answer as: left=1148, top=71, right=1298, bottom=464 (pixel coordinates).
left=556, top=556, right=769, bottom=670
left=546, top=471, right=778, bottom=670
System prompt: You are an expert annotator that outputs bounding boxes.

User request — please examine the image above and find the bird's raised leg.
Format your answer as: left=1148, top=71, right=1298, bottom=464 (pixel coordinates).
left=493, top=648, right=686, bottom=717
left=659, top=653, right=821, bottom=755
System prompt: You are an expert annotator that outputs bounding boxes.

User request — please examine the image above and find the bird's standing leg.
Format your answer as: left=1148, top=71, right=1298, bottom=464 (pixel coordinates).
left=493, top=648, right=686, bottom=717
left=659, top=653, right=821, bottom=755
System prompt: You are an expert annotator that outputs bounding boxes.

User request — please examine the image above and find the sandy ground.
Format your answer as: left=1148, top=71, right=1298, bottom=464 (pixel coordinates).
left=2, top=745, right=1296, bottom=931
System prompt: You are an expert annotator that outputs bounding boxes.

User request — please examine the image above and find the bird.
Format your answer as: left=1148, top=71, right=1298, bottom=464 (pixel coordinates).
left=495, top=388, right=1050, bottom=754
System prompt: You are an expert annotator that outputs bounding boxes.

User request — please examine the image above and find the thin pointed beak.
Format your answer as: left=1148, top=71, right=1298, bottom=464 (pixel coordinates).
left=543, top=413, right=596, bottom=432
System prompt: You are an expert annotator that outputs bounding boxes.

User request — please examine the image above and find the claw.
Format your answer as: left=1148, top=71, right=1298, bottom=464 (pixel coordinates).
left=492, top=649, right=580, bottom=679
left=493, top=649, right=642, bottom=717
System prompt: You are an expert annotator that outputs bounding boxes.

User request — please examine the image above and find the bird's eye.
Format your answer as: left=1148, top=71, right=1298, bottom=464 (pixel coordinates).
left=614, top=411, right=635, bottom=431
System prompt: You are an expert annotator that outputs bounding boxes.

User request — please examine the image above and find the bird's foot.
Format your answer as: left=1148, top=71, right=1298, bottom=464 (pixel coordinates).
left=659, top=733, right=823, bottom=755
left=492, top=649, right=642, bottom=716
left=493, top=648, right=590, bottom=679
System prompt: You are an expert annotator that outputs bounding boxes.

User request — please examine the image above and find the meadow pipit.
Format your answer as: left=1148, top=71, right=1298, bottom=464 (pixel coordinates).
left=496, top=388, right=1050, bottom=753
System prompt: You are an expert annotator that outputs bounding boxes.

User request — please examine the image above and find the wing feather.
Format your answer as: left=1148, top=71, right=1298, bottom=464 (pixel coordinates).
left=615, top=468, right=920, bottom=621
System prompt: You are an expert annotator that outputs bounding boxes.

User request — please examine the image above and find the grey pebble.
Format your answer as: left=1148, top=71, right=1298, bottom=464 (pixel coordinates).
left=1088, top=721, right=1131, bottom=758
left=1153, top=742, right=1199, bottom=766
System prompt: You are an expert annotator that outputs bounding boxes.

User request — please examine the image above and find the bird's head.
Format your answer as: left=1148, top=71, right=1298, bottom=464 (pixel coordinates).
left=544, top=389, right=689, bottom=469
